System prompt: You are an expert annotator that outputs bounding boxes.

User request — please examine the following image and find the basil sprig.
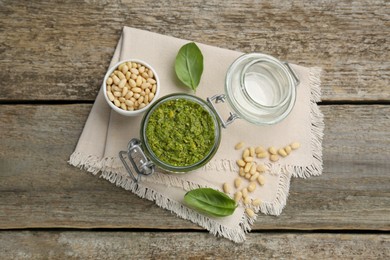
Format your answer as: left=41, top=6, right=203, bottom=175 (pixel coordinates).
left=184, top=188, right=237, bottom=217
left=175, top=42, right=204, bottom=92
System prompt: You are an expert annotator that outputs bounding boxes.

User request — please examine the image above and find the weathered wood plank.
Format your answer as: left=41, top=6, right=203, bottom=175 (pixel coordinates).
left=0, top=0, right=388, bottom=101
left=0, top=104, right=389, bottom=230
left=0, top=231, right=389, bottom=259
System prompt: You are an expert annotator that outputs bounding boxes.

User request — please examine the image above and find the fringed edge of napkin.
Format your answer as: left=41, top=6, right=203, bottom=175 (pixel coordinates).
left=289, top=67, right=324, bottom=178
left=69, top=152, right=292, bottom=243
left=68, top=153, right=248, bottom=243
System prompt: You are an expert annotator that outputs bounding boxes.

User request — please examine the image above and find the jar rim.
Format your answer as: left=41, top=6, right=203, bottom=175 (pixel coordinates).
left=140, top=93, right=221, bottom=173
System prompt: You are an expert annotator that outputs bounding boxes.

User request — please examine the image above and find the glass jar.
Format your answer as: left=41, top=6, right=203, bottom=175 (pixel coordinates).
left=119, top=53, right=299, bottom=182
left=221, top=53, right=299, bottom=126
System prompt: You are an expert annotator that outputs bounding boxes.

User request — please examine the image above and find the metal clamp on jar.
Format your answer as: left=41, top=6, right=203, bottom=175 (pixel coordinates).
left=119, top=53, right=300, bottom=182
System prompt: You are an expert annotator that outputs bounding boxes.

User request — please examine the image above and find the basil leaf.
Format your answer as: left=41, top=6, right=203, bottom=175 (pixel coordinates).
left=175, top=42, right=204, bottom=92
left=184, top=188, right=237, bottom=217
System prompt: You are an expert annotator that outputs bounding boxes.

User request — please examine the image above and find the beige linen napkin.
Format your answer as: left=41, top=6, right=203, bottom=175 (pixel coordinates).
left=69, top=27, right=324, bottom=242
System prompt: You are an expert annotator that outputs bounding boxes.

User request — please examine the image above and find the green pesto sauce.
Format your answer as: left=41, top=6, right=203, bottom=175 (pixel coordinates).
left=145, top=98, right=215, bottom=167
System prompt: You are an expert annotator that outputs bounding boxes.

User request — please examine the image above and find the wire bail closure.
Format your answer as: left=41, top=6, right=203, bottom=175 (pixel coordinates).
left=207, top=94, right=239, bottom=128
left=119, top=138, right=155, bottom=183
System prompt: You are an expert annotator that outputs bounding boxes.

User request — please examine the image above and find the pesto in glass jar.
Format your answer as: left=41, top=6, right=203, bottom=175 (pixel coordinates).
left=145, top=98, right=216, bottom=167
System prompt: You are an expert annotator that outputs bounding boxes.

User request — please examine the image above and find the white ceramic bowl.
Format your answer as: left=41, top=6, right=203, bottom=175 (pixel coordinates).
left=102, top=59, right=160, bottom=116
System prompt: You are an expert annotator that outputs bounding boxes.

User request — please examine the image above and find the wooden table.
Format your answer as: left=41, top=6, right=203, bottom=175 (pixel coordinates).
left=1, top=0, right=389, bottom=258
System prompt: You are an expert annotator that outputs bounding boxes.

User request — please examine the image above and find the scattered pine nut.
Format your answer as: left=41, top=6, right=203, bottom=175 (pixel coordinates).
left=244, top=156, right=254, bottom=163
left=284, top=145, right=292, bottom=155
left=242, top=149, right=250, bottom=159
left=256, top=152, right=268, bottom=158
left=268, top=146, right=277, bottom=155
left=223, top=182, right=230, bottom=194
left=257, top=175, right=265, bottom=186
left=244, top=173, right=251, bottom=179
left=252, top=198, right=262, bottom=207
left=255, top=146, right=265, bottom=154
left=278, top=148, right=288, bottom=157
left=234, top=177, right=242, bottom=189
left=244, top=197, right=251, bottom=205
left=244, top=162, right=252, bottom=173
left=248, top=182, right=256, bottom=192
left=250, top=163, right=257, bottom=175
left=235, top=142, right=245, bottom=150
left=234, top=191, right=243, bottom=202
left=249, top=147, right=255, bottom=157
left=291, top=142, right=301, bottom=150
left=239, top=167, right=245, bottom=177
left=237, top=159, right=246, bottom=167
left=270, top=154, right=279, bottom=162
left=241, top=188, right=248, bottom=198
left=245, top=208, right=255, bottom=218
left=256, top=164, right=266, bottom=173
left=250, top=172, right=260, bottom=181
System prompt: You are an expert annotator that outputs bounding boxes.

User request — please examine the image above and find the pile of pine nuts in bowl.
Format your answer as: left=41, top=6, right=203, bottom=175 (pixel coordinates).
left=103, top=59, right=160, bottom=116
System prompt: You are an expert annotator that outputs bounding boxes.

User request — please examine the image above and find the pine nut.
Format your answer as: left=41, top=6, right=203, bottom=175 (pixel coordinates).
left=113, top=91, right=122, bottom=97
left=132, top=87, right=142, bottom=93
left=235, top=141, right=245, bottom=150
left=250, top=163, right=257, bottom=175
left=249, top=147, right=255, bottom=157
left=234, top=191, right=242, bottom=202
left=257, top=152, right=268, bottom=158
left=244, top=156, right=254, bottom=163
left=244, top=197, right=251, bottom=205
left=136, top=76, right=143, bottom=86
left=122, top=87, right=128, bottom=97
left=278, top=148, right=288, bottom=157
left=255, top=146, right=265, bottom=154
left=147, top=78, right=156, bottom=84
left=285, top=145, right=292, bottom=155
left=234, top=177, right=242, bottom=189
left=242, top=149, right=250, bottom=159
left=245, top=208, right=255, bottom=218
left=248, top=182, right=256, bottom=192
left=112, top=75, right=120, bottom=85
left=117, top=71, right=126, bottom=80
left=107, top=91, right=114, bottom=101
left=130, top=68, right=139, bottom=75
left=270, top=154, right=279, bottom=162
left=256, top=164, right=266, bottom=173
left=252, top=198, right=261, bottom=207
left=257, top=175, right=265, bottom=186
left=120, top=102, right=127, bottom=110
left=106, top=77, right=113, bottom=85
left=125, top=100, right=134, bottom=107
left=291, top=142, right=300, bottom=150
left=241, top=188, right=248, bottom=198
left=268, top=146, right=277, bottom=155
left=114, top=99, right=120, bottom=107
left=244, top=162, right=252, bottom=173
left=245, top=173, right=251, bottom=179
left=239, top=167, right=245, bottom=177
left=250, top=172, right=260, bottom=181
left=223, top=182, right=230, bottom=194
left=237, top=159, right=246, bottom=167
left=122, top=65, right=129, bottom=74
left=118, top=78, right=126, bottom=88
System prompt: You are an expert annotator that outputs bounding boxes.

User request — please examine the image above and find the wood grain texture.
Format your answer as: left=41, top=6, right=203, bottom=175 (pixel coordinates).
left=0, top=0, right=389, bottom=102
left=0, top=104, right=389, bottom=230
left=0, top=231, right=389, bottom=259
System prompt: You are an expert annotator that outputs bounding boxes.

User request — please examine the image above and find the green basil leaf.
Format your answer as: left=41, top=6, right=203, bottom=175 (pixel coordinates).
left=175, top=42, right=204, bottom=92
left=184, top=188, right=237, bottom=217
